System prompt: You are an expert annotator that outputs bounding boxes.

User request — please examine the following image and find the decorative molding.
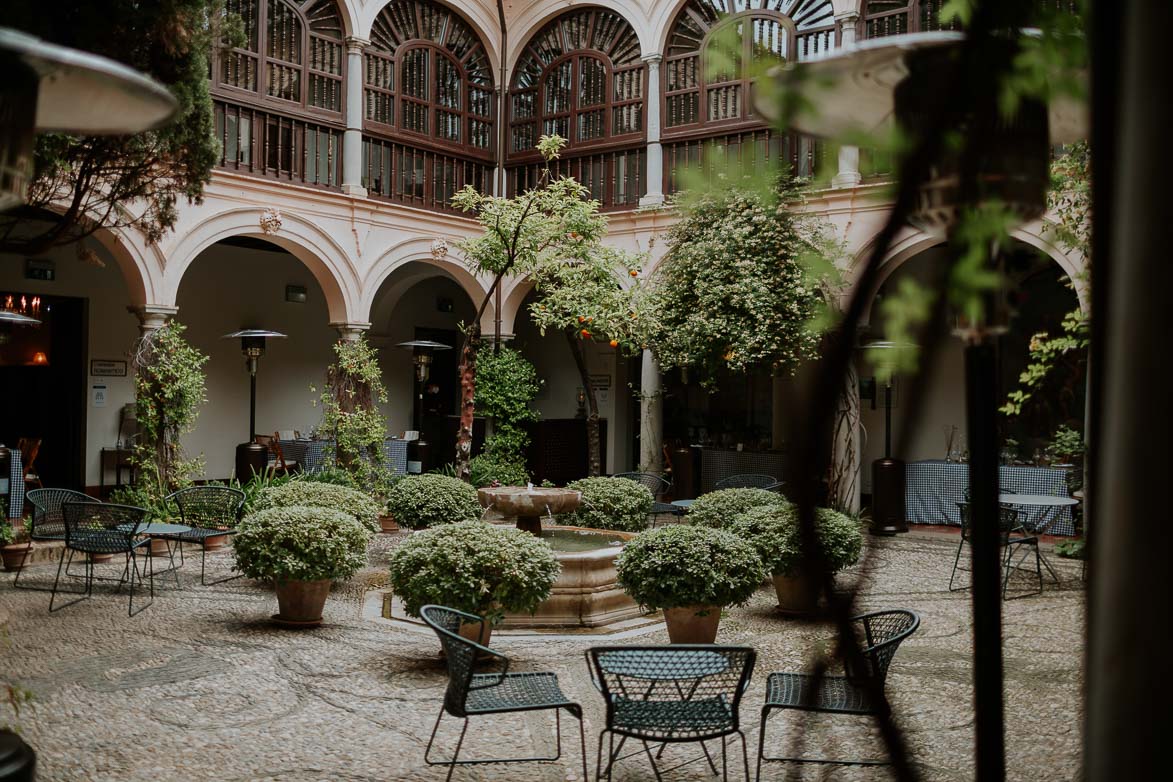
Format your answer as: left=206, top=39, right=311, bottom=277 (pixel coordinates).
left=430, top=237, right=450, bottom=260
left=259, top=208, right=283, bottom=235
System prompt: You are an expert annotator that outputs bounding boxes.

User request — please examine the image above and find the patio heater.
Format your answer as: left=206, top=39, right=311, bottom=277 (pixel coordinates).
left=862, top=340, right=913, bottom=535
left=396, top=339, right=451, bottom=473
left=0, top=27, right=177, bottom=211
left=757, top=29, right=1085, bottom=781
left=223, top=329, right=287, bottom=480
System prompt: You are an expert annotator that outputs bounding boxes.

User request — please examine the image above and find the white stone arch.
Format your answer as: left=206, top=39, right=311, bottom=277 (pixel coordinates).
left=498, top=276, right=536, bottom=337
left=333, top=0, right=361, bottom=37
left=354, top=0, right=502, bottom=68
left=164, top=208, right=360, bottom=324
left=649, top=0, right=852, bottom=56
left=852, top=219, right=1088, bottom=324
left=363, top=237, right=495, bottom=332
left=507, top=1, right=656, bottom=74
left=89, top=226, right=168, bottom=310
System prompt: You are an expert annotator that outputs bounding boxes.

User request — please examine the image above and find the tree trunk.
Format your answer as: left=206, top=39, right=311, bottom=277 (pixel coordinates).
left=566, top=331, right=602, bottom=477
left=455, top=325, right=482, bottom=481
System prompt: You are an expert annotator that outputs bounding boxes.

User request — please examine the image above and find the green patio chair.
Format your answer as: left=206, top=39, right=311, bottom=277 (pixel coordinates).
left=419, top=604, right=588, bottom=782
left=756, top=609, right=920, bottom=774
left=587, top=644, right=756, bottom=781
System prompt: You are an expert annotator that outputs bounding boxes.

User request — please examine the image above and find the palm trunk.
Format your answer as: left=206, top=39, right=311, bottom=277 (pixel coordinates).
left=454, top=324, right=482, bottom=481
left=566, top=331, right=602, bottom=477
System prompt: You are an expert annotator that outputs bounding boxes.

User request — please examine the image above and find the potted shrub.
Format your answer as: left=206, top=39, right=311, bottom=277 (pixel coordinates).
left=686, top=488, right=790, bottom=529
left=565, top=477, right=653, bottom=532
left=384, top=474, right=482, bottom=530
left=1, top=518, right=32, bottom=572
left=616, top=525, right=765, bottom=643
left=730, top=505, right=863, bottom=615
left=233, top=505, right=371, bottom=627
left=255, top=480, right=381, bottom=534
left=388, top=520, right=560, bottom=647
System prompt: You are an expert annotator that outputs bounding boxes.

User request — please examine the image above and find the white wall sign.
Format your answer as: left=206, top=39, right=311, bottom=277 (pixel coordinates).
left=91, top=384, right=108, bottom=408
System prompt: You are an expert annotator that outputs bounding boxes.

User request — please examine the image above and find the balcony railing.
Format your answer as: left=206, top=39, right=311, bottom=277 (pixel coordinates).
left=506, top=147, right=646, bottom=211
left=663, top=130, right=827, bottom=196
left=361, top=136, right=494, bottom=212
left=213, top=99, right=341, bottom=187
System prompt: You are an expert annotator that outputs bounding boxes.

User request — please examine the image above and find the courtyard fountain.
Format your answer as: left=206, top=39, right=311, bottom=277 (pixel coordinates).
left=475, top=485, right=644, bottom=628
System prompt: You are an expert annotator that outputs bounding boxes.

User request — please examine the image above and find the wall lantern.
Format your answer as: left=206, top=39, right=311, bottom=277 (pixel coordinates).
left=223, top=328, right=287, bottom=479
left=0, top=27, right=178, bottom=211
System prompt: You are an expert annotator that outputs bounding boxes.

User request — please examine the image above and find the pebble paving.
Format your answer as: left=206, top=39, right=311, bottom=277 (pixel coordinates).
left=0, top=531, right=1085, bottom=781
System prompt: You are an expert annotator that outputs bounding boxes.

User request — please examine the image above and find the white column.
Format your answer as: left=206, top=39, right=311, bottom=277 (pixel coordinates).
left=129, top=305, right=178, bottom=336
left=331, top=321, right=371, bottom=341
left=342, top=37, right=368, bottom=197
left=639, top=350, right=664, bottom=472
left=639, top=54, right=665, bottom=208
left=832, top=15, right=862, bottom=189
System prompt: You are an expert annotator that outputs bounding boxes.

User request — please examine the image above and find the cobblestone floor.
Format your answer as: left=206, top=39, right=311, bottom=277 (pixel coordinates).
left=0, top=531, right=1085, bottom=781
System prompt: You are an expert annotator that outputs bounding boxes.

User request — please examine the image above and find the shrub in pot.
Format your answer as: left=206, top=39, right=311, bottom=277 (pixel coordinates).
left=687, top=488, right=789, bottom=529
left=233, top=505, right=371, bottom=626
left=565, top=477, right=653, bottom=532
left=388, top=520, right=560, bottom=645
left=616, top=524, right=766, bottom=643
left=1, top=518, right=32, bottom=572
left=384, top=474, right=482, bottom=530
left=255, top=481, right=381, bottom=534
left=729, top=505, right=863, bottom=615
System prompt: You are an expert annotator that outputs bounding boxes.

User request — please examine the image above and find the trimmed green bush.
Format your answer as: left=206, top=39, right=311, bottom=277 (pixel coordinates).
left=296, top=467, right=359, bottom=489
left=389, top=520, right=560, bottom=623
left=729, top=505, right=863, bottom=577
left=565, top=477, right=653, bottom=532
left=384, top=473, right=482, bottom=530
left=233, top=506, right=371, bottom=582
left=687, top=488, right=789, bottom=529
left=256, top=481, right=381, bottom=534
left=616, top=524, right=766, bottom=610
left=469, top=453, right=530, bottom=488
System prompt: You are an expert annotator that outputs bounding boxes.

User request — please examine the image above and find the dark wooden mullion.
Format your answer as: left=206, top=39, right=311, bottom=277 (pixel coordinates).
left=584, top=9, right=597, bottom=52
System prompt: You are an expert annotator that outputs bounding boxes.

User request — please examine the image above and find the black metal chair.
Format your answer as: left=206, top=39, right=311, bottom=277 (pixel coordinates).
left=714, top=474, right=783, bottom=492
left=14, top=488, right=101, bottom=590
left=588, top=645, right=756, bottom=781
left=613, top=472, right=681, bottom=524
left=756, top=609, right=920, bottom=774
left=164, top=486, right=246, bottom=585
left=419, top=604, right=588, bottom=782
left=51, top=502, right=154, bottom=616
left=950, top=502, right=1043, bottom=598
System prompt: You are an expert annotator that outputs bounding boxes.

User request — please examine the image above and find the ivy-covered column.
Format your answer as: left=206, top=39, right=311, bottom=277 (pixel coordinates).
left=342, top=37, right=368, bottom=197
left=331, top=321, right=370, bottom=342
left=638, top=349, right=663, bottom=473
left=639, top=54, right=665, bottom=208
left=130, top=304, right=177, bottom=335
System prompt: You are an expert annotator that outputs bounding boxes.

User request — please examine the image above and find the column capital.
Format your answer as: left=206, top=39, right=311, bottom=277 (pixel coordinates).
left=834, top=11, right=860, bottom=24
left=641, top=52, right=663, bottom=66
left=345, top=36, right=369, bottom=53
left=331, top=321, right=372, bottom=341
left=128, top=305, right=178, bottom=333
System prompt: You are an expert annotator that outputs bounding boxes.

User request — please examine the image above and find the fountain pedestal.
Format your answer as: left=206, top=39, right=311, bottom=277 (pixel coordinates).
left=476, top=487, right=583, bottom=535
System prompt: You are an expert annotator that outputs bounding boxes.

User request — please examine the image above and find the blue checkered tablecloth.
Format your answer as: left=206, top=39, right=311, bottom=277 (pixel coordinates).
left=276, top=439, right=408, bottom=476
left=906, top=460, right=1076, bottom=536
left=4, top=449, right=23, bottom=518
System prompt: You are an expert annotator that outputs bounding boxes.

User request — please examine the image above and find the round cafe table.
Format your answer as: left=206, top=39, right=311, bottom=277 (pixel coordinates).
left=998, top=494, right=1078, bottom=584
left=118, top=522, right=192, bottom=585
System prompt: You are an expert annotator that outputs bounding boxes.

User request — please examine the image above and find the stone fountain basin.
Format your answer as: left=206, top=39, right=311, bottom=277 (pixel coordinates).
left=500, top=525, right=643, bottom=629
left=477, top=486, right=583, bottom=518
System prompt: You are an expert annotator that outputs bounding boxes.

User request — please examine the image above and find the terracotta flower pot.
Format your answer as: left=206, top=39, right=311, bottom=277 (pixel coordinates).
left=378, top=515, right=398, bottom=533
left=1, top=543, right=33, bottom=572
left=458, top=618, right=492, bottom=647
left=663, top=604, right=721, bottom=644
left=273, top=578, right=332, bottom=627
left=773, top=570, right=820, bottom=616
left=202, top=534, right=228, bottom=551
left=147, top=538, right=171, bottom=557
left=88, top=553, right=113, bottom=564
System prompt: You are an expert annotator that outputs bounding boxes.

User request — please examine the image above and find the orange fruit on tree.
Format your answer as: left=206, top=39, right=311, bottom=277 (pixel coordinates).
left=629, top=269, right=638, bottom=277
left=577, top=315, right=585, bottom=323
left=609, top=339, right=619, bottom=348
left=581, top=329, right=591, bottom=338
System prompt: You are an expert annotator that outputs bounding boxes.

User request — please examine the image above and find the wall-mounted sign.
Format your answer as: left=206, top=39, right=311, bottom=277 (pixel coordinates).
left=91, top=384, right=108, bottom=408
left=25, top=257, right=55, bottom=281
left=90, top=359, right=127, bottom=377
left=589, top=374, right=611, bottom=390
left=285, top=284, right=307, bottom=303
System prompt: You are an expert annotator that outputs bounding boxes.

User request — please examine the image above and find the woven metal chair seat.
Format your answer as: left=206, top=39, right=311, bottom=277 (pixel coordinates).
left=168, top=526, right=235, bottom=541
left=611, top=696, right=733, bottom=738
left=765, top=672, right=874, bottom=715
left=464, top=671, right=577, bottom=715
left=69, top=533, right=151, bottom=556
left=651, top=501, right=681, bottom=515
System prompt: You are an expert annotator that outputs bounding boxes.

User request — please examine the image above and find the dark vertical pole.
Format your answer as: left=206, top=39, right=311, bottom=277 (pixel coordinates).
left=965, top=339, right=1005, bottom=782
left=249, top=370, right=257, bottom=443
left=884, top=381, right=893, bottom=458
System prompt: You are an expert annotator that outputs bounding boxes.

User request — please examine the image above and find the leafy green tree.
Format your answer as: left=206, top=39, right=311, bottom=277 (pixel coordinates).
left=643, top=175, right=842, bottom=387
left=0, top=0, right=227, bottom=255
left=473, top=345, right=541, bottom=483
